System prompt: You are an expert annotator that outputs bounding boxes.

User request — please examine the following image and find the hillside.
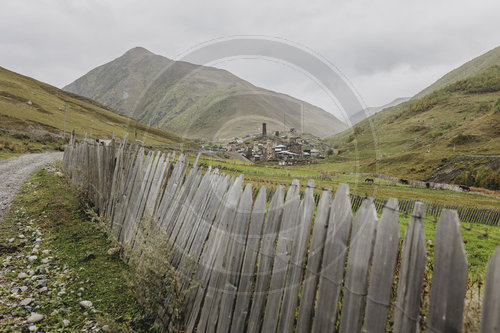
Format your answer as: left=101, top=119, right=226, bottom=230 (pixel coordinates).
left=414, top=46, right=500, bottom=99
left=63, top=47, right=346, bottom=140
left=327, top=65, right=500, bottom=185
left=0, top=66, right=195, bottom=157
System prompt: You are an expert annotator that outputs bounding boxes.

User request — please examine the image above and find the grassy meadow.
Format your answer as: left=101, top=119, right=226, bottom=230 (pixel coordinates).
left=326, top=66, right=500, bottom=183
left=188, top=155, right=500, bottom=210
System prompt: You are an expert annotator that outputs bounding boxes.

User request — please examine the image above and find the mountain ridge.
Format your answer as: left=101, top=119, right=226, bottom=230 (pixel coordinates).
left=414, top=45, right=500, bottom=99
left=64, top=47, right=347, bottom=140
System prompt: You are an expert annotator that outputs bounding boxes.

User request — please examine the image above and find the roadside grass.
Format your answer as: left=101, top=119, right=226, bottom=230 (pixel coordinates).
left=0, top=163, right=151, bottom=331
left=0, top=130, right=66, bottom=160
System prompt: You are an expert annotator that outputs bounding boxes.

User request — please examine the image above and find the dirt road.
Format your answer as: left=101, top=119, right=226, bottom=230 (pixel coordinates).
left=0, top=152, right=63, bottom=223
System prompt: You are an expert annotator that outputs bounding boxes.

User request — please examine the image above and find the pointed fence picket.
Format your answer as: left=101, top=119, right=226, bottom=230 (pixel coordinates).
left=63, top=139, right=500, bottom=333
left=363, top=198, right=400, bottom=332
left=394, top=202, right=427, bottom=333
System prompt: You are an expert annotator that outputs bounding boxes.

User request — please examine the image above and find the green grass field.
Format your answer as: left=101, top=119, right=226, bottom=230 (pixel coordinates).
left=189, top=155, right=500, bottom=210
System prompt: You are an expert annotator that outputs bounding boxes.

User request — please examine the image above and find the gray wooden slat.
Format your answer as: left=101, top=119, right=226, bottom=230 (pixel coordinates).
left=339, top=197, right=377, bottom=333
left=170, top=169, right=215, bottom=269
left=197, top=179, right=248, bottom=333
left=246, top=186, right=285, bottom=333
left=363, top=198, right=400, bottom=333
left=279, top=180, right=316, bottom=332
left=168, top=168, right=204, bottom=254
left=230, top=186, right=267, bottom=332
left=121, top=150, right=154, bottom=246
left=394, top=202, right=426, bottom=333
left=296, top=189, right=331, bottom=333
left=144, top=153, right=167, bottom=217
left=185, top=175, right=243, bottom=332
left=179, top=172, right=230, bottom=286
left=480, top=245, right=500, bottom=333
left=313, top=183, right=352, bottom=333
left=215, top=184, right=255, bottom=332
left=260, top=180, right=301, bottom=333
left=427, top=209, right=467, bottom=333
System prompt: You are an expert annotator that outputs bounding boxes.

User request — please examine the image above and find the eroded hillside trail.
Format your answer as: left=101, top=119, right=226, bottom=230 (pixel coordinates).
left=0, top=152, right=63, bottom=224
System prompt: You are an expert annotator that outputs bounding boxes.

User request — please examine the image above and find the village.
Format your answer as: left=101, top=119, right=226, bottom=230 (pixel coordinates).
left=222, top=123, right=334, bottom=165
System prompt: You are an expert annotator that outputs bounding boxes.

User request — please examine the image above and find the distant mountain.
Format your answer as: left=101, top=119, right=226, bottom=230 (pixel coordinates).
left=327, top=64, right=500, bottom=182
left=0, top=66, right=193, bottom=148
left=349, top=97, right=410, bottom=125
left=64, top=47, right=346, bottom=140
left=414, top=46, right=500, bottom=99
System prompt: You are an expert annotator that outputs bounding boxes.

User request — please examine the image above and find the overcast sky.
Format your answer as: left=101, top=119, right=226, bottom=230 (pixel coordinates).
left=1, top=0, right=499, bottom=118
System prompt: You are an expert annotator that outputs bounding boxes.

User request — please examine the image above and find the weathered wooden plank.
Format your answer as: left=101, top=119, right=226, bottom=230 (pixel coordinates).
left=427, top=209, right=467, bottom=333
left=230, top=186, right=267, bottom=332
left=363, top=198, right=400, bottom=332
left=312, top=183, right=352, bottom=333
left=170, top=169, right=216, bottom=269
left=167, top=168, right=204, bottom=253
left=339, top=197, right=377, bottom=333
left=214, top=184, right=254, bottom=332
left=246, top=186, right=285, bottom=333
left=296, top=189, right=331, bottom=333
left=163, top=162, right=199, bottom=240
left=394, top=202, right=426, bottom=333
left=279, top=180, right=316, bottom=332
left=260, top=180, right=301, bottom=333
left=144, top=153, right=167, bottom=217
left=185, top=175, right=244, bottom=332
left=480, top=245, right=500, bottom=333
left=179, top=172, right=230, bottom=283
left=196, top=179, right=249, bottom=333
left=121, top=150, right=154, bottom=246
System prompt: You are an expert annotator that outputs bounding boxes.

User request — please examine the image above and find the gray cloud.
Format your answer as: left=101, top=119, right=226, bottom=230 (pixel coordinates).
left=1, top=0, right=499, bottom=118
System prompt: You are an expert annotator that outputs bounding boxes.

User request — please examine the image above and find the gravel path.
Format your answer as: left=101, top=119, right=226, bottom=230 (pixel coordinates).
left=0, top=152, right=63, bottom=224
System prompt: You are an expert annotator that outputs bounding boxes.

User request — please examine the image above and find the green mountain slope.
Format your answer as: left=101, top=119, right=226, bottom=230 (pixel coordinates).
left=327, top=65, right=500, bottom=184
left=0, top=66, right=195, bottom=154
left=63, top=47, right=346, bottom=140
left=414, top=46, right=500, bottom=99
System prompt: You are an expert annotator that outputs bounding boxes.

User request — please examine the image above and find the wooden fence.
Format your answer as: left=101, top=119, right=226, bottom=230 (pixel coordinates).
left=255, top=188, right=500, bottom=226
left=63, top=138, right=500, bottom=333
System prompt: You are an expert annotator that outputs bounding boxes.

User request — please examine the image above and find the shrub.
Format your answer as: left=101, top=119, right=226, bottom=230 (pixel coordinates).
left=479, top=173, right=500, bottom=190
left=127, top=217, right=189, bottom=332
left=477, top=102, right=491, bottom=113
left=454, top=166, right=500, bottom=190
left=494, top=98, right=500, bottom=114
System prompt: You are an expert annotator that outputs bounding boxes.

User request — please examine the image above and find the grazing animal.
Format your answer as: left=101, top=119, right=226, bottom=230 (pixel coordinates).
left=365, top=178, right=374, bottom=183
left=400, top=179, right=409, bottom=185
left=459, top=185, right=470, bottom=192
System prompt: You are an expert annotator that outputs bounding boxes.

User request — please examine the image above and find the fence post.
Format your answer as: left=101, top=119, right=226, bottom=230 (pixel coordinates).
left=480, top=245, right=500, bottom=333
left=296, top=189, right=331, bottom=333
left=230, top=186, right=267, bottom=332
left=427, top=209, right=467, bottom=332
left=394, top=202, right=426, bottom=333
left=363, top=198, right=400, bottom=332
left=246, top=186, right=285, bottom=333
left=339, top=197, right=377, bottom=333
left=313, top=183, right=353, bottom=333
